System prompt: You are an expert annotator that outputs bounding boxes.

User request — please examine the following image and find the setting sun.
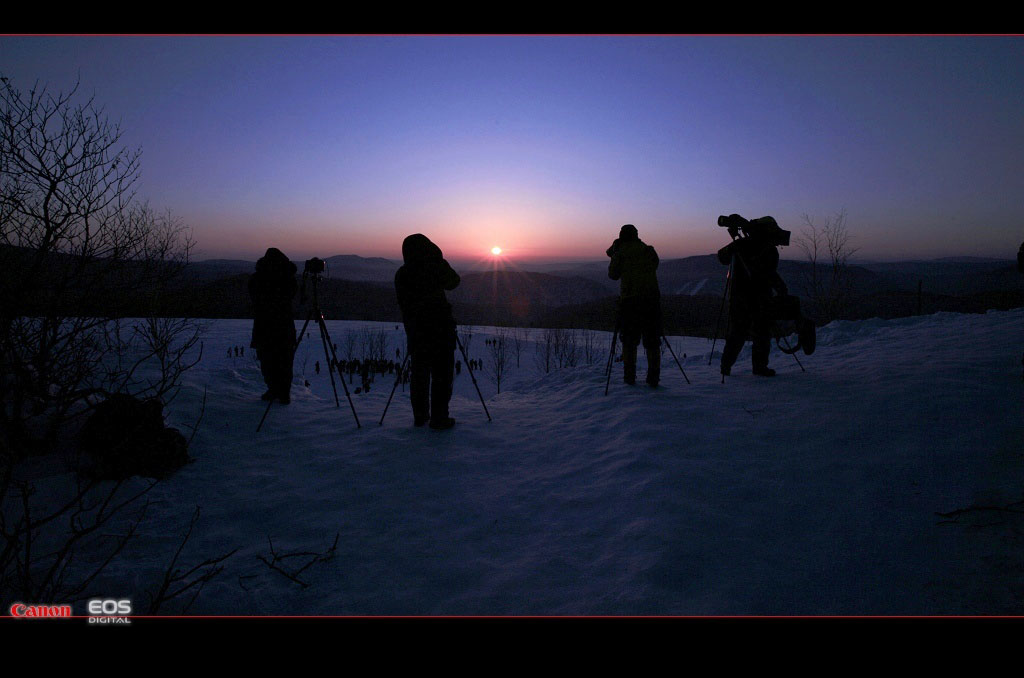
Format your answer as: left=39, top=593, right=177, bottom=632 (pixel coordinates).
left=491, top=246, right=502, bottom=255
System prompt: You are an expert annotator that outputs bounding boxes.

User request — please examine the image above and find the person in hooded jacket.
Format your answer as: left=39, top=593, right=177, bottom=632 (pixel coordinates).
left=717, top=216, right=789, bottom=377
left=395, top=234, right=461, bottom=429
left=608, top=224, right=662, bottom=387
left=249, top=247, right=298, bottom=403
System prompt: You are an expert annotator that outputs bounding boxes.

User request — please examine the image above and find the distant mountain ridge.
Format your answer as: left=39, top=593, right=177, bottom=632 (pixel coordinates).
left=187, top=252, right=1021, bottom=298
left=5, top=242, right=1021, bottom=332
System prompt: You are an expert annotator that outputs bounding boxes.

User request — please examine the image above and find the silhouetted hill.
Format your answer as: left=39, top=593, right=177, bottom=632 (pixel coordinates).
left=186, top=254, right=400, bottom=283
left=449, top=271, right=611, bottom=308
left=6, top=243, right=1022, bottom=332
left=546, top=254, right=899, bottom=299
left=164, top=274, right=403, bottom=322
left=321, top=255, right=399, bottom=282
left=184, top=259, right=256, bottom=281
left=857, top=259, right=1019, bottom=295
left=534, top=294, right=724, bottom=337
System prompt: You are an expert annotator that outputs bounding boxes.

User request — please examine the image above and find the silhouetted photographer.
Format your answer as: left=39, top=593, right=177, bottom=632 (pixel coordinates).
left=249, top=247, right=298, bottom=403
left=395, top=234, right=460, bottom=429
left=716, top=214, right=814, bottom=377
left=607, top=224, right=662, bottom=387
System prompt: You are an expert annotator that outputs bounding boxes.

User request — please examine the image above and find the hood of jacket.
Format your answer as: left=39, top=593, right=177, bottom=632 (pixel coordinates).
left=402, top=234, right=443, bottom=265
left=255, top=247, right=297, bottom=276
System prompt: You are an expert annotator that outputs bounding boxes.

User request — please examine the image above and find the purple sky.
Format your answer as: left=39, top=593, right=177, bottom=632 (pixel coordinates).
left=2, top=35, right=1023, bottom=263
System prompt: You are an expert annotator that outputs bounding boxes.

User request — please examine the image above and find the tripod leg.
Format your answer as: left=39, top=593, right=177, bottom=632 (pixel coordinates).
left=256, top=397, right=274, bottom=433
left=784, top=333, right=806, bottom=372
left=456, top=333, right=492, bottom=422
left=318, top=315, right=361, bottom=428
left=315, top=316, right=341, bottom=408
left=709, top=264, right=732, bottom=365
left=662, top=334, right=691, bottom=384
left=295, top=315, right=313, bottom=350
left=604, top=329, right=618, bottom=396
left=604, top=328, right=618, bottom=378
left=773, top=326, right=807, bottom=373
left=379, top=353, right=411, bottom=426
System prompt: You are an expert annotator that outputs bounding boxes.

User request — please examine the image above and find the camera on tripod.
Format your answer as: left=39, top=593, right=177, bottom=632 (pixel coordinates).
left=304, top=257, right=326, bottom=275
left=717, top=214, right=790, bottom=247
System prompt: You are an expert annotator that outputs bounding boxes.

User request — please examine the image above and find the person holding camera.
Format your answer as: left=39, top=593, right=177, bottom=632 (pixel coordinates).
left=395, top=234, right=461, bottom=429
left=249, top=247, right=298, bottom=403
left=608, top=224, right=662, bottom=387
left=716, top=215, right=792, bottom=377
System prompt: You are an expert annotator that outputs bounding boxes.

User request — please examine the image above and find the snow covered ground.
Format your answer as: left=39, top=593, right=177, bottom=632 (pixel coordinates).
left=14, top=309, right=1024, bottom=614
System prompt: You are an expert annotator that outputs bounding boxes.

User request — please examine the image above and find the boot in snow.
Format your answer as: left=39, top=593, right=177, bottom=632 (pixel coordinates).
left=622, top=343, right=637, bottom=385
left=430, top=417, right=456, bottom=430
left=646, top=348, right=661, bottom=387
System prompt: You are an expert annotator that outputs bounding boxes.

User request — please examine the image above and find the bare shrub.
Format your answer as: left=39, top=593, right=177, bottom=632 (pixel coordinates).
left=483, top=328, right=511, bottom=393
left=795, top=208, right=859, bottom=323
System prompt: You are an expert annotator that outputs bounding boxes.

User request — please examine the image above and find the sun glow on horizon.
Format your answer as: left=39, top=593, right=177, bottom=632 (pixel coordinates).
left=491, top=246, right=503, bottom=255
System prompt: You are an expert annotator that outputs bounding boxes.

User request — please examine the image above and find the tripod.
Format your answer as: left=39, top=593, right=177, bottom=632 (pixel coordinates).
left=379, top=330, right=492, bottom=425
left=256, top=272, right=360, bottom=432
left=605, top=329, right=691, bottom=392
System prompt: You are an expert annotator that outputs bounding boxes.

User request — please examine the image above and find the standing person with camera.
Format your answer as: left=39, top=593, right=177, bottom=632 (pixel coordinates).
left=249, top=247, right=298, bottom=403
left=395, top=234, right=460, bottom=429
left=716, top=215, right=791, bottom=378
left=608, top=224, right=662, bottom=387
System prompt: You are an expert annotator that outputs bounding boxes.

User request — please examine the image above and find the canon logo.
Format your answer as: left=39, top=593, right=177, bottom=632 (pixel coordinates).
left=8, top=603, right=72, bottom=618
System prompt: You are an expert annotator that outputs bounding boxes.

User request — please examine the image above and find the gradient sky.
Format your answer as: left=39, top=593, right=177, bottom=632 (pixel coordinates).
left=2, top=35, right=1023, bottom=263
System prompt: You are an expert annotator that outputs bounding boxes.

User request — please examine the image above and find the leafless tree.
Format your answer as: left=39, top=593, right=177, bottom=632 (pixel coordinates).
left=458, top=324, right=474, bottom=356
left=341, top=328, right=358, bottom=382
left=533, top=327, right=580, bottom=371
left=579, top=329, right=600, bottom=366
left=371, top=326, right=389, bottom=363
left=342, top=329, right=358, bottom=363
left=534, top=327, right=555, bottom=374
left=483, top=328, right=511, bottom=393
left=795, top=208, right=859, bottom=323
left=552, top=328, right=579, bottom=368
left=510, top=326, right=529, bottom=368
left=0, top=75, right=200, bottom=450
left=0, top=75, right=204, bottom=606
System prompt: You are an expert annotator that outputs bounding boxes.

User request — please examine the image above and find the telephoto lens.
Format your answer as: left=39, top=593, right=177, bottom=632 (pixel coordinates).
left=717, top=214, right=748, bottom=229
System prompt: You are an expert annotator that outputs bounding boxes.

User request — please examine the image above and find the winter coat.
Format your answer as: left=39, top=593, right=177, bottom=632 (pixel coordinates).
left=608, top=237, right=660, bottom=300
left=717, top=235, right=787, bottom=301
left=249, top=248, right=297, bottom=349
left=395, top=234, right=460, bottom=346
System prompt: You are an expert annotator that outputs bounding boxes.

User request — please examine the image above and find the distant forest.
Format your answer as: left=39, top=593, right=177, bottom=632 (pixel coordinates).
left=4, top=245, right=1022, bottom=337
